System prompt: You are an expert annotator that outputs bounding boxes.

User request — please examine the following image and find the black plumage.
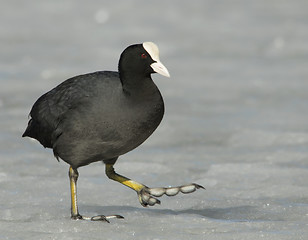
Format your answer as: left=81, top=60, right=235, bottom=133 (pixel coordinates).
left=23, top=42, right=203, bottom=221
left=23, top=44, right=164, bottom=169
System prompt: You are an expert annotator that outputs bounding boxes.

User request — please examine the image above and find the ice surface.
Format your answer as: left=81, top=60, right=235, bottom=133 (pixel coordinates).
left=1, top=0, right=308, bottom=239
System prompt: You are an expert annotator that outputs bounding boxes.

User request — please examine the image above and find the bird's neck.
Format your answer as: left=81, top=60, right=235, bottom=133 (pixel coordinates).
left=120, top=72, right=157, bottom=97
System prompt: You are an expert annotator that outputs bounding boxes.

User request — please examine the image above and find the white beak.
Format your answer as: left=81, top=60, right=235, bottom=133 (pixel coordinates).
left=150, top=61, right=170, bottom=78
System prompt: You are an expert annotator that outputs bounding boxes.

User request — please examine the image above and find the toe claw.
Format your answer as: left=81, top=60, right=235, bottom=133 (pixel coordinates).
left=180, top=183, right=204, bottom=194
left=110, top=215, right=125, bottom=219
left=194, top=183, right=205, bottom=190
left=148, top=197, right=161, bottom=206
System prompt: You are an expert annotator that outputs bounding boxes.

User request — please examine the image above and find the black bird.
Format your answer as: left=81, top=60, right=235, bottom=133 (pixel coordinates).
left=23, top=42, right=204, bottom=222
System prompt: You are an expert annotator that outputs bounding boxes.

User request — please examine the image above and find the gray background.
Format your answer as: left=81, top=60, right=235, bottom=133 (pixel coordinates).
left=1, top=1, right=308, bottom=239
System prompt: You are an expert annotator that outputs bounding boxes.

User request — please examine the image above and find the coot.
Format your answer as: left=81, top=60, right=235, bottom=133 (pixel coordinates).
left=23, top=42, right=204, bottom=222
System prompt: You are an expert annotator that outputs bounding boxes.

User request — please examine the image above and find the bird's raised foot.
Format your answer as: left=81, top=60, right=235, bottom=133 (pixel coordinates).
left=138, top=183, right=205, bottom=207
left=71, top=214, right=124, bottom=223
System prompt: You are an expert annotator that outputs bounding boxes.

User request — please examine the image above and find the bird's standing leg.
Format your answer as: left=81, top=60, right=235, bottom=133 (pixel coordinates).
left=69, top=166, right=124, bottom=222
left=69, top=166, right=82, bottom=220
left=105, top=164, right=204, bottom=207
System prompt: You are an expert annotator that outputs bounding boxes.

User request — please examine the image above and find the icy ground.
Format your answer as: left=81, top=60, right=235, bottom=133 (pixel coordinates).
left=1, top=0, right=308, bottom=239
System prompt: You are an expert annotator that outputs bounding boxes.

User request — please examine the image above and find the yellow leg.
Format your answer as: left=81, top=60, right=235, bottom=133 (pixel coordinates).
left=105, top=163, right=204, bottom=207
left=105, top=163, right=158, bottom=206
left=69, top=166, right=124, bottom=221
left=69, top=166, right=82, bottom=219
left=105, top=164, right=146, bottom=192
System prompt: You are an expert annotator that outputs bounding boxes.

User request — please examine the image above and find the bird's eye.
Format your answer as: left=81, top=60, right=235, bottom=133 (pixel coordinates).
left=141, top=53, right=147, bottom=59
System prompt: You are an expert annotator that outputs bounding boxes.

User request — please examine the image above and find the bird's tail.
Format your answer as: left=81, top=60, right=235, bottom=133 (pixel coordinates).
left=22, top=118, right=52, bottom=148
left=22, top=118, right=35, bottom=138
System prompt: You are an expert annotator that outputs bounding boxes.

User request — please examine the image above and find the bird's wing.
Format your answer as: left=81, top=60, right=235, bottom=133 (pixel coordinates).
left=24, top=72, right=118, bottom=147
